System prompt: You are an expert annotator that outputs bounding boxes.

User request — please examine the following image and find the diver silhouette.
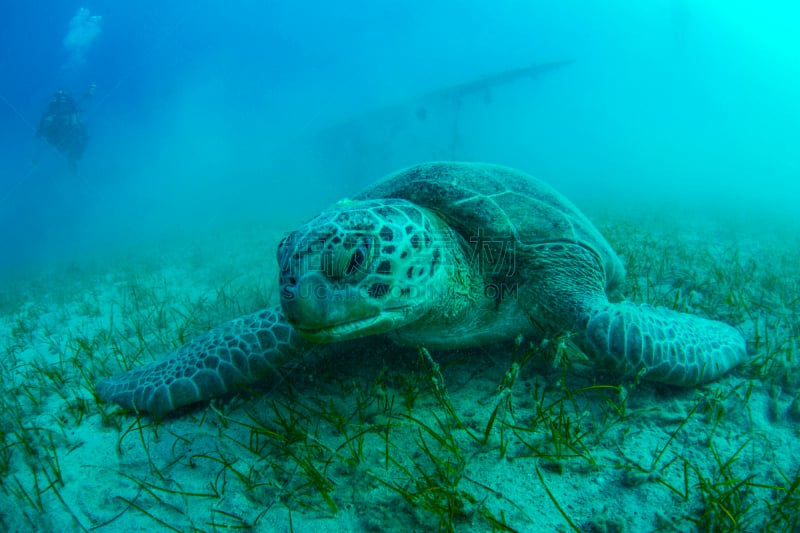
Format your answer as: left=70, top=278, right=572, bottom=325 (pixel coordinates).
left=36, top=85, right=94, bottom=171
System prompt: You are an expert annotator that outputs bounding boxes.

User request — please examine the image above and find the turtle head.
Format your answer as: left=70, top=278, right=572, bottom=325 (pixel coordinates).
left=278, top=198, right=453, bottom=343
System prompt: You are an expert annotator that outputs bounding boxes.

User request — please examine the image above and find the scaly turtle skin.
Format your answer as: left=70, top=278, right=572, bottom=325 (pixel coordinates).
left=96, top=162, right=747, bottom=417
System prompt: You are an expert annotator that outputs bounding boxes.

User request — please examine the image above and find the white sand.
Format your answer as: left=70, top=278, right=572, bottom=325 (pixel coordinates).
left=1, top=210, right=798, bottom=532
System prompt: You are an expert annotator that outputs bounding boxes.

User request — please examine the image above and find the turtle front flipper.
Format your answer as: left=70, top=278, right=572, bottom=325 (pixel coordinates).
left=95, top=306, right=311, bottom=417
left=583, top=302, right=747, bottom=386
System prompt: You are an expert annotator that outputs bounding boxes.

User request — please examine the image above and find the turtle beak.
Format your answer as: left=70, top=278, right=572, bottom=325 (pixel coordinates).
left=279, top=271, right=386, bottom=341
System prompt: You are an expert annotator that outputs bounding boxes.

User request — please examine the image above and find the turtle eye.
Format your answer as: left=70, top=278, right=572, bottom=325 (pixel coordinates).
left=345, top=245, right=367, bottom=276
left=325, top=236, right=373, bottom=281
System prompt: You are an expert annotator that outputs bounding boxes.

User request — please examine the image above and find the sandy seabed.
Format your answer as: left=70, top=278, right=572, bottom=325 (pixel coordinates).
left=1, top=206, right=798, bottom=532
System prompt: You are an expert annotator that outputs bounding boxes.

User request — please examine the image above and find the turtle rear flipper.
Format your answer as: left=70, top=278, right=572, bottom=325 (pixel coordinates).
left=583, top=302, right=747, bottom=386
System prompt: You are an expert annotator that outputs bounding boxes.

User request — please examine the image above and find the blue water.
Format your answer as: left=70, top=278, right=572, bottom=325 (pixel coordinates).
left=2, top=4, right=799, bottom=531
left=1, top=0, right=798, bottom=272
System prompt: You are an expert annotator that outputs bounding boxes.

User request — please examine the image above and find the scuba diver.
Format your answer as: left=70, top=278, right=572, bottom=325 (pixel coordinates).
left=36, top=84, right=94, bottom=170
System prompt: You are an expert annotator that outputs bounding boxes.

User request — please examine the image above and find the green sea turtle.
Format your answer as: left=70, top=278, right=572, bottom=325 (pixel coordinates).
left=96, top=162, right=747, bottom=417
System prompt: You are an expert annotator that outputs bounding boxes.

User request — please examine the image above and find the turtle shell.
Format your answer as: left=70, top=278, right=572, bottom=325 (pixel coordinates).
left=355, top=161, right=625, bottom=294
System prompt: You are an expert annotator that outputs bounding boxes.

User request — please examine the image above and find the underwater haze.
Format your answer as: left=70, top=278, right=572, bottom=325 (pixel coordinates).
left=1, top=0, right=798, bottom=275
left=3, top=2, right=800, bottom=532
